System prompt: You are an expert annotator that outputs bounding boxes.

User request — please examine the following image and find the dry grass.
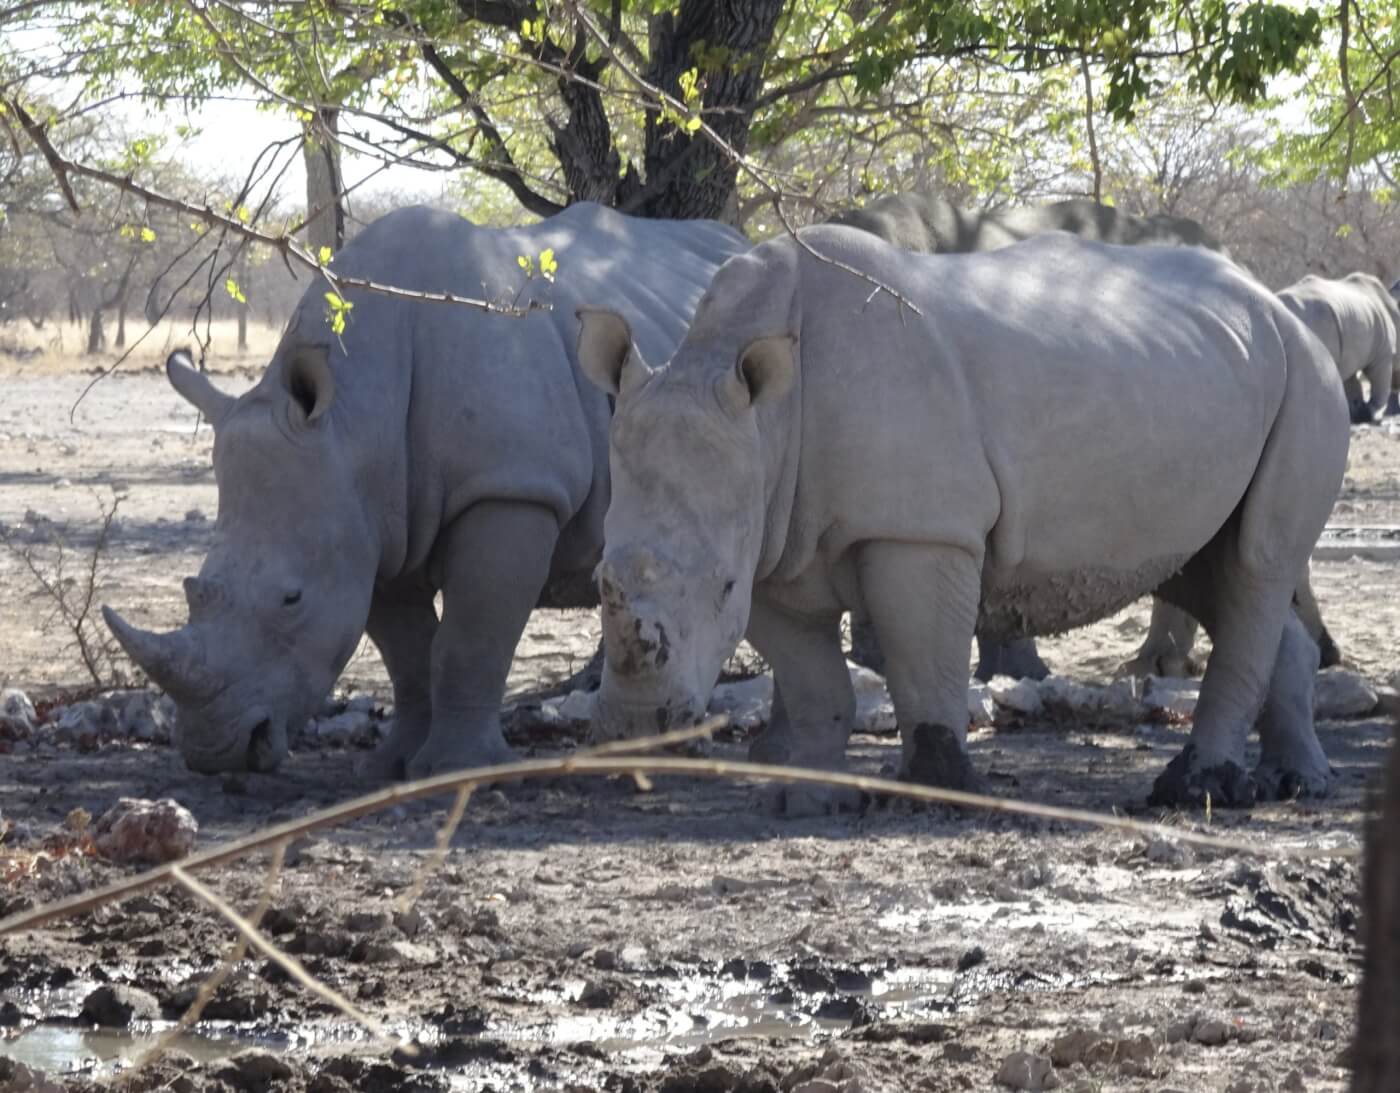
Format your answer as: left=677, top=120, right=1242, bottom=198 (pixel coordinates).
left=0, top=317, right=284, bottom=377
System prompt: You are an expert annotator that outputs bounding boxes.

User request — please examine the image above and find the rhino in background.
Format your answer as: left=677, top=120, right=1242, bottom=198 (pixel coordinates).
left=578, top=227, right=1347, bottom=814
left=827, top=192, right=1231, bottom=683
left=104, top=203, right=747, bottom=777
left=1281, top=272, right=1400, bottom=425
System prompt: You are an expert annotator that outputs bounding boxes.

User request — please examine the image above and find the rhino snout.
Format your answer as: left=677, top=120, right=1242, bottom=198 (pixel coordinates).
left=181, top=706, right=288, bottom=774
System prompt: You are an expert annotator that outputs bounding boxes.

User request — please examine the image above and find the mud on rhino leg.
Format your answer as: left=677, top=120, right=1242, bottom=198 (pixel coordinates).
left=859, top=540, right=988, bottom=795
left=1148, top=546, right=1303, bottom=809
left=406, top=500, right=561, bottom=780
left=360, top=583, right=439, bottom=781
left=744, top=600, right=857, bottom=817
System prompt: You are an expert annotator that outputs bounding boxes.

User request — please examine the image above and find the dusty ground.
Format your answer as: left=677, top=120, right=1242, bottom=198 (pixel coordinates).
left=0, top=346, right=1397, bottom=1092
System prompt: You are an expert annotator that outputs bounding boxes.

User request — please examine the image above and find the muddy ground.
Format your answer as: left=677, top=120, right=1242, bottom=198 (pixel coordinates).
left=1, top=358, right=1397, bottom=1093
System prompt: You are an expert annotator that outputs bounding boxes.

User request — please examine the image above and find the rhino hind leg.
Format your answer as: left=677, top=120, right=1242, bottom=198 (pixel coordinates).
left=359, top=584, right=439, bottom=781
left=858, top=540, right=989, bottom=795
left=744, top=599, right=858, bottom=817
left=404, top=500, right=562, bottom=780
left=1253, top=614, right=1334, bottom=799
left=1291, top=571, right=1342, bottom=668
left=1386, top=390, right=1400, bottom=417
left=973, top=636, right=1050, bottom=682
left=1115, top=598, right=1202, bottom=680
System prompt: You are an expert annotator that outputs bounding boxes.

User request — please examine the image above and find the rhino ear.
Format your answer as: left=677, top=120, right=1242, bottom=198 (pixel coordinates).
left=284, top=345, right=335, bottom=424
left=723, top=334, right=796, bottom=412
left=577, top=308, right=652, bottom=396
left=166, top=350, right=234, bottom=425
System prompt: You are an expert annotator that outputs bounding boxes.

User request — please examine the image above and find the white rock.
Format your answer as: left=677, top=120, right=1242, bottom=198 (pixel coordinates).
left=1039, top=675, right=1144, bottom=721
left=0, top=688, right=37, bottom=732
left=1144, top=676, right=1200, bottom=717
left=556, top=688, right=598, bottom=722
left=105, top=690, right=175, bottom=741
left=1313, top=668, right=1377, bottom=719
left=967, top=683, right=996, bottom=727
left=849, top=662, right=897, bottom=733
left=52, top=700, right=118, bottom=738
left=93, top=797, right=198, bottom=864
left=313, top=709, right=373, bottom=740
left=708, top=675, right=773, bottom=730
left=988, top=675, right=1042, bottom=716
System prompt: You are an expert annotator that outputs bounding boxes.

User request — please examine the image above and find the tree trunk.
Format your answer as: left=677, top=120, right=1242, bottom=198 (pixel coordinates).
left=237, top=292, right=249, bottom=351
left=114, top=293, right=127, bottom=349
left=633, top=0, right=786, bottom=222
left=1353, top=729, right=1400, bottom=1091
left=303, top=106, right=346, bottom=256
left=86, top=306, right=105, bottom=354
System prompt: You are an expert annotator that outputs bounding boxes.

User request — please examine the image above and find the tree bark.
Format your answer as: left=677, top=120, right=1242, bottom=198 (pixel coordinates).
left=114, top=292, right=127, bottom=349
left=633, top=0, right=786, bottom=222
left=303, top=107, right=345, bottom=255
left=1353, top=728, right=1400, bottom=1091
left=85, top=306, right=105, bottom=354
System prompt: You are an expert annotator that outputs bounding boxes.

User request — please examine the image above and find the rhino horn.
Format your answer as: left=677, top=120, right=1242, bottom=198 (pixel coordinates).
left=102, top=606, right=218, bottom=700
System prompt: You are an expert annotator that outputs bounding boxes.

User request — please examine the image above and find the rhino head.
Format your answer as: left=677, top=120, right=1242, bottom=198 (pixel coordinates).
left=103, top=347, right=380, bottom=773
left=576, top=308, right=795, bottom=740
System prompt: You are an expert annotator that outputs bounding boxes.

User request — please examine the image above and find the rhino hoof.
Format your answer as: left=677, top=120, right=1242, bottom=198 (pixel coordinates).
left=1253, top=761, right=1334, bottom=802
left=1316, top=628, right=1343, bottom=669
left=1148, top=744, right=1255, bottom=809
left=899, top=723, right=990, bottom=797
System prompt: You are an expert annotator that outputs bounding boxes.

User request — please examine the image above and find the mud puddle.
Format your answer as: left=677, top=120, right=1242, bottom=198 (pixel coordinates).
left=0, top=1025, right=284, bottom=1073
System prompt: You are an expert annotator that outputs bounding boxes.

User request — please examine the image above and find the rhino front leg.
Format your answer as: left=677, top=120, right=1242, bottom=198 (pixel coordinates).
left=1115, top=598, right=1201, bottom=679
left=744, top=600, right=857, bottom=817
left=859, top=541, right=986, bottom=794
left=360, top=583, right=438, bottom=781
left=1254, top=614, right=1334, bottom=800
left=406, top=500, right=560, bottom=780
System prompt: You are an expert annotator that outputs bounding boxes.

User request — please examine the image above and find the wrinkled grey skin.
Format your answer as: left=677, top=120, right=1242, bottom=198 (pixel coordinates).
left=104, top=203, right=746, bottom=776
left=1281, top=272, right=1400, bottom=425
left=827, top=193, right=1230, bottom=682
left=579, top=227, right=1347, bottom=815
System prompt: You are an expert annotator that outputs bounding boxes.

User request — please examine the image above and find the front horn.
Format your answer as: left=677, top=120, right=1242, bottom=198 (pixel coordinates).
left=102, top=606, right=220, bottom=700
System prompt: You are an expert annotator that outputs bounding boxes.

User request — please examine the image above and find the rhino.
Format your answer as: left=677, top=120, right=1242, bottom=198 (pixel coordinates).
left=1280, top=272, right=1400, bottom=425
left=828, top=192, right=1233, bottom=683
left=828, top=191, right=1226, bottom=259
left=103, top=203, right=747, bottom=777
left=577, top=226, right=1347, bottom=815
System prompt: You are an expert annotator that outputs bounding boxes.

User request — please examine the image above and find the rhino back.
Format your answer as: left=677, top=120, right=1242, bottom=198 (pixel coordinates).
left=757, top=226, right=1312, bottom=581
left=275, top=203, right=746, bottom=576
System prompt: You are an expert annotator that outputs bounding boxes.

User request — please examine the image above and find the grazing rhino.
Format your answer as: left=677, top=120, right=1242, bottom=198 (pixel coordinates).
left=103, top=203, right=746, bottom=777
left=577, top=226, right=1346, bottom=816
left=1279, top=272, right=1400, bottom=425
left=828, top=193, right=1232, bottom=683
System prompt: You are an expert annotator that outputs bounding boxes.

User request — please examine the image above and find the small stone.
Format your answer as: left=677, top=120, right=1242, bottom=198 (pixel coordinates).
left=226, top=1049, right=293, bottom=1085
left=957, top=946, right=986, bottom=973
left=1192, top=1018, right=1233, bottom=1046
left=394, top=907, right=425, bottom=938
left=707, top=676, right=773, bottom=730
left=80, top=984, right=160, bottom=1028
left=1049, top=1029, right=1103, bottom=1068
left=183, top=508, right=207, bottom=522
left=92, top=797, right=198, bottom=864
left=848, top=662, right=896, bottom=734
left=345, top=910, right=390, bottom=933
left=1312, top=669, right=1377, bottom=719
left=556, top=689, right=598, bottom=722
left=52, top=701, right=118, bottom=741
left=577, top=979, right=618, bottom=1008
left=995, top=1051, right=1060, bottom=1090
left=1280, top=1071, right=1306, bottom=1092
left=312, top=709, right=373, bottom=741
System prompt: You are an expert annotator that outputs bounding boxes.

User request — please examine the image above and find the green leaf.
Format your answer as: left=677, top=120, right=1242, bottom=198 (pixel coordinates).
left=225, top=278, right=247, bottom=304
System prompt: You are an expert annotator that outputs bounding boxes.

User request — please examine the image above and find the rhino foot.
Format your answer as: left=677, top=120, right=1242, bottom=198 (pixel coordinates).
left=763, top=781, right=865, bottom=818
left=1386, top=393, right=1400, bottom=417
left=1350, top=399, right=1378, bottom=426
left=1253, top=759, right=1335, bottom=802
left=1316, top=627, right=1343, bottom=670
left=405, top=733, right=516, bottom=781
left=973, top=638, right=1050, bottom=683
left=747, top=727, right=794, bottom=765
left=1148, top=744, right=1255, bottom=809
left=899, top=723, right=992, bottom=797
left=357, top=719, right=431, bottom=782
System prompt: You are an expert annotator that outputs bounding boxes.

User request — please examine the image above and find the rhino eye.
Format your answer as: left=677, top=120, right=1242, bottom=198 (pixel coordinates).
left=282, top=590, right=303, bottom=607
